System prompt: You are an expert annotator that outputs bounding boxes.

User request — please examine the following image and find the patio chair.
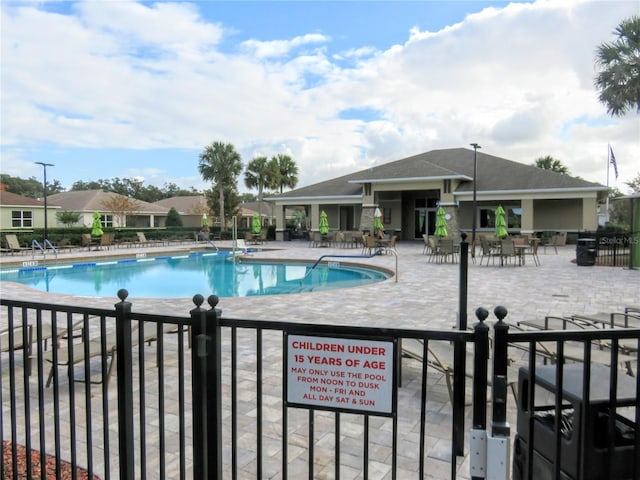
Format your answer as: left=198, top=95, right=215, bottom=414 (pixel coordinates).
left=479, top=236, right=499, bottom=266
left=542, top=232, right=567, bottom=254
left=5, top=234, right=30, bottom=255
left=437, top=239, right=457, bottom=263
left=100, top=233, right=114, bottom=250
left=522, top=238, right=541, bottom=266
left=421, top=234, right=431, bottom=255
left=499, top=239, right=520, bottom=266
left=362, top=234, right=377, bottom=255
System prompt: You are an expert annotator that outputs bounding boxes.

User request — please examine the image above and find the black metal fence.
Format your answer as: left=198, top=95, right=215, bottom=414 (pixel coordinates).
left=2, top=294, right=638, bottom=480
left=579, top=231, right=631, bottom=267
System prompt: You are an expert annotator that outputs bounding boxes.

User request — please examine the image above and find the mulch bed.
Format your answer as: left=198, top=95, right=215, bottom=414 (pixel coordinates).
left=2, top=441, right=101, bottom=480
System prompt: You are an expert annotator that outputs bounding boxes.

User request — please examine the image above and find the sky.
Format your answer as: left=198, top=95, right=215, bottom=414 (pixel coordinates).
left=1, top=0, right=639, bottom=195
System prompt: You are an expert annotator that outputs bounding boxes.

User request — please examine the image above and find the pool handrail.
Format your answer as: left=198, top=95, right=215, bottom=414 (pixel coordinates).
left=299, top=248, right=398, bottom=285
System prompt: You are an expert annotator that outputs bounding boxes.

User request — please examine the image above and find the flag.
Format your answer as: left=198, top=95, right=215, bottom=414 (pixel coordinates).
left=609, top=145, right=618, bottom=179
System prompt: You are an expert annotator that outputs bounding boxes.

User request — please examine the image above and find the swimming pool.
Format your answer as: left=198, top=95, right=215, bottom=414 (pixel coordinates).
left=0, top=252, right=389, bottom=298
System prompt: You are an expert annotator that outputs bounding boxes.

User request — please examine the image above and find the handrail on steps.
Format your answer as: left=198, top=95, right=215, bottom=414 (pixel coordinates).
left=299, top=247, right=398, bottom=285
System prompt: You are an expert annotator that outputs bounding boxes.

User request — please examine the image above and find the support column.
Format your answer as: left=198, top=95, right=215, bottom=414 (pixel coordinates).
left=520, top=199, right=534, bottom=235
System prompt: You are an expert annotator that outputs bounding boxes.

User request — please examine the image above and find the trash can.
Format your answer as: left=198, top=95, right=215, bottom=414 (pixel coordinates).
left=283, top=229, right=291, bottom=241
left=513, top=364, right=636, bottom=480
left=576, top=238, right=597, bottom=266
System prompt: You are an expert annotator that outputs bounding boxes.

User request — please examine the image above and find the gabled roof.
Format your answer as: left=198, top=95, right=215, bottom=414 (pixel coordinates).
left=48, top=190, right=169, bottom=213
left=154, top=195, right=207, bottom=215
left=0, top=190, right=46, bottom=207
left=270, top=148, right=606, bottom=200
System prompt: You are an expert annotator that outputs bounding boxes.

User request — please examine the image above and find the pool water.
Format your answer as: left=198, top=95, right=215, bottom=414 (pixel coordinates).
left=0, top=252, right=388, bottom=298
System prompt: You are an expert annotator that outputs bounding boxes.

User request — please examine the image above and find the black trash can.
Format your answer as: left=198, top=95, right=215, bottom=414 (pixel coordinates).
left=576, top=238, right=597, bottom=266
left=513, top=364, right=636, bottom=480
left=283, top=229, right=291, bottom=241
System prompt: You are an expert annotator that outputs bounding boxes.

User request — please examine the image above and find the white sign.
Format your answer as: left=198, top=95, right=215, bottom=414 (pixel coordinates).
left=287, top=334, right=395, bottom=414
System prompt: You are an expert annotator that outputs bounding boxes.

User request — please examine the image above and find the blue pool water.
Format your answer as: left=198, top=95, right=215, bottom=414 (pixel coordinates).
left=0, top=252, right=388, bottom=298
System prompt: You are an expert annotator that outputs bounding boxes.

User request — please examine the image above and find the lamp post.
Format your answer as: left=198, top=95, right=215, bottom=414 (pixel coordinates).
left=469, top=143, right=481, bottom=258
left=35, top=162, right=54, bottom=243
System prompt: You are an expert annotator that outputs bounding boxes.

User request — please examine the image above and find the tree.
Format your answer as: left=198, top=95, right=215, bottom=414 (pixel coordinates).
left=626, top=172, right=640, bottom=193
left=0, top=174, right=64, bottom=198
left=166, top=207, right=183, bottom=227
left=100, top=196, right=141, bottom=227
left=56, top=210, right=82, bottom=227
left=244, top=155, right=277, bottom=218
left=270, top=154, right=298, bottom=193
left=198, top=141, right=243, bottom=231
left=532, top=156, right=570, bottom=175
left=594, top=16, right=640, bottom=117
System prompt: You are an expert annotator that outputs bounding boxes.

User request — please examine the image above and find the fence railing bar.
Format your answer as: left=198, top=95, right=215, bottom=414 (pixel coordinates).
left=100, top=313, right=112, bottom=480
left=35, top=309, right=47, bottom=478
left=419, top=339, right=429, bottom=480
left=66, top=311, right=79, bottom=479
left=309, top=409, right=315, bottom=480
left=577, top=342, right=591, bottom=480
left=335, top=411, right=341, bottom=480
left=138, top=322, right=148, bottom=480
left=553, top=342, right=564, bottom=480
left=257, top=327, right=263, bottom=479
left=608, top=341, right=619, bottom=480
left=83, top=316, right=95, bottom=480
left=158, top=321, right=167, bottom=480
left=364, top=414, right=369, bottom=480
left=232, top=327, right=238, bottom=480
left=177, top=324, right=186, bottom=480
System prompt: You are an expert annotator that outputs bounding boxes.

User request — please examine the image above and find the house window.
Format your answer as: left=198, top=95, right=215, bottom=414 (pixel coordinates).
left=383, top=208, right=392, bottom=224
left=102, top=215, right=114, bottom=228
left=364, top=183, right=371, bottom=196
left=11, top=210, right=33, bottom=228
left=443, top=179, right=451, bottom=194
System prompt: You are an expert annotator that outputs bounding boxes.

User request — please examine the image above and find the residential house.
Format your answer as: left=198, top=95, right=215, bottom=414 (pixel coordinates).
left=0, top=190, right=59, bottom=231
left=48, top=190, right=169, bottom=228
left=267, top=148, right=608, bottom=241
left=154, top=195, right=209, bottom=228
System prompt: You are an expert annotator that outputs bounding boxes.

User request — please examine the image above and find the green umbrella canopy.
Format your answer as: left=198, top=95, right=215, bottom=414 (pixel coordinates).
left=319, top=211, right=329, bottom=235
left=373, top=207, right=384, bottom=232
left=252, top=213, right=262, bottom=234
left=495, top=205, right=508, bottom=238
left=91, top=212, right=104, bottom=237
left=434, top=206, right=448, bottom=238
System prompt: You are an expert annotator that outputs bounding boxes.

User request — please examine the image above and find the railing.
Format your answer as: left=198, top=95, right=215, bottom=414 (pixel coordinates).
left=579, top=231, right=631, bottom=267
left=2, top=294, right=638, bottom=480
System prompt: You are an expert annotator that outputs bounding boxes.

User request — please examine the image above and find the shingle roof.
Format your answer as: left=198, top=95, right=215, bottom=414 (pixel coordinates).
left=0, top=190, right=45, bottom=207
left=271, top=148, right=606, bottom=200
left=48, top=190, right=169, bottom=213
left=154, top=196, right=207, bottom=214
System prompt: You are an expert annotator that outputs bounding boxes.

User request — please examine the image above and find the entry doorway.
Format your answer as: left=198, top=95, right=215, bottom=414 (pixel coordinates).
left=414, top=208, right=437, bottom=238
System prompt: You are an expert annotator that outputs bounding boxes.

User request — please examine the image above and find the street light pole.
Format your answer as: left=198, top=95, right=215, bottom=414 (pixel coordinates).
left=469, top=143, right=481, bottom=258
left=35, top=162, right=55, bottom=243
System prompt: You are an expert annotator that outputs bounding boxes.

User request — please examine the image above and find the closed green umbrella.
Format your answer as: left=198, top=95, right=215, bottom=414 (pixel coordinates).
left=201, top=214, right=209, bottom=228
left=252, top=213, right=262, bottom=234
left=434, top=206, right=448, bottom=238
left=319, top=211, right=329, bottom=235
left=91, top=212, right=103, bottom=237
left=373, top=207, right=384, bottom=235
left=495, top=205, right=508, bottom=238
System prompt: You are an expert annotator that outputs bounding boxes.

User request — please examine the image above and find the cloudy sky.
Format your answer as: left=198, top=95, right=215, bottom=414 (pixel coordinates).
left=1, top=0, right=638, bottom=194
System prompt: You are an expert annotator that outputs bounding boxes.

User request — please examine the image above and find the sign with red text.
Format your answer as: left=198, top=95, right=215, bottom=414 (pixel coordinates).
left=286, top=334, right=395, bottom=415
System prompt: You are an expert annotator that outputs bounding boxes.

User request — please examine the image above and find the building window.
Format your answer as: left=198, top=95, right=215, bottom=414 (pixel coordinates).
left=383, top=208, right=391, bottom=224
left=479, top=206, right=521, bottom=229
left=102, top=215, right=114, bottom=228
left=11, top=210, right=33, bottom=228
left=443, top=179, right=451, bottom=194
left=364, top=183, right=371, bottom=196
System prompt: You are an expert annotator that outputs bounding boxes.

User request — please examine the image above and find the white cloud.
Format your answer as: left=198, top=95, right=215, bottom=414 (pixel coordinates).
left=1, top=0, right=639, bottom=192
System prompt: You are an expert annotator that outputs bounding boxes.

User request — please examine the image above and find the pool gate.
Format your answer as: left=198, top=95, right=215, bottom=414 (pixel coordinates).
left=1, top=293, right=639, bottom=480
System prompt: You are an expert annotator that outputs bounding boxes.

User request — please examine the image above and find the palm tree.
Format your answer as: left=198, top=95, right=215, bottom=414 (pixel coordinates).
left=270, top=154, right=299, bottom=193
left=245, top=156, right=277, bottom=219
left=198, top=141, right=243, bottom=231
left=532, top=156, right=570, bottom=175
left=594, top=16, right=640, bottom=117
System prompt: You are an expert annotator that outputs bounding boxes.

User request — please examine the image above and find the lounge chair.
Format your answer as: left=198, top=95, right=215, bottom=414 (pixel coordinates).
left=5, top=234, right=30, bottom=255
left=45, top=323, right=146, bottom=388
left=136, top=231, right=165, bottom=247
left=401, top=338, right=519, bottom=405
